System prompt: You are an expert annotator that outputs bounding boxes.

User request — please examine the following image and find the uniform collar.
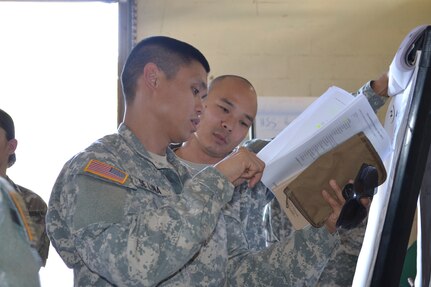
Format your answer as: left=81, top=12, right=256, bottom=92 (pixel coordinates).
left=117, top=123, right=189, bottom=175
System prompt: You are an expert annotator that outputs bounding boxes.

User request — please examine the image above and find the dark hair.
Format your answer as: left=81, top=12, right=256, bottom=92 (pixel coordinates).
left=121, top=36, right=210, bottom=103
left=0, top=109, right=16, bottom=167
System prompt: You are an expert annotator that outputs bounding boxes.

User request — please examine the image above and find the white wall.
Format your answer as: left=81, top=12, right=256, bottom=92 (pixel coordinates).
left=0, top=2, right=118, bottom=286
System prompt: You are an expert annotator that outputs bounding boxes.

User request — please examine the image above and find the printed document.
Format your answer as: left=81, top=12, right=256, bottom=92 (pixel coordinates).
left=257, top=86, right=391, bottom=194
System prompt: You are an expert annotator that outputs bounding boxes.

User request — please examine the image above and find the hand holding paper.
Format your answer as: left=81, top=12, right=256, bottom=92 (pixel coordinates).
left=256, top=86, right=391, bottom=229
left=257, top=86, right=391, bottom=192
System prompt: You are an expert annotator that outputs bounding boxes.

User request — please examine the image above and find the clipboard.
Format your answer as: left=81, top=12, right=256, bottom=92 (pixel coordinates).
left=279, top=132, right=387, bottom=228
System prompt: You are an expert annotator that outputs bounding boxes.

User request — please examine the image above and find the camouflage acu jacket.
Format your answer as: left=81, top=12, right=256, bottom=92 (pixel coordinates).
left=7, top=177, right=49, bottom=266
left=47, top=124, right=339, bottom=287
left=0, top=177, right=41, bottom=287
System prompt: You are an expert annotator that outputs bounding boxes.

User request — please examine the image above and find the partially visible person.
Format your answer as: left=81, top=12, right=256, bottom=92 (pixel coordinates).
left=174, top=72, right=390, bottom=286
left=46, top=36, right=343, bottom=286
left=0, top=108, right=49, bottom=266
left=0, top=177, right=42, bottom=287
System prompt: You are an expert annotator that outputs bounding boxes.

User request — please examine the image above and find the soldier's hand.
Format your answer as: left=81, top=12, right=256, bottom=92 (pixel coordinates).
left=323, top=179, right=373, bottom=233
left=322, top=179, right=346, bottom=233
left=214, top=147, right=265, bottom=188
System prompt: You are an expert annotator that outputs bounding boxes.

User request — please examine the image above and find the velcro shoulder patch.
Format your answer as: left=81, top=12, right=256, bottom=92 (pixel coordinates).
left=8, top=190, right=37, bottom=245
left=84, top=159, right=128, bottom=184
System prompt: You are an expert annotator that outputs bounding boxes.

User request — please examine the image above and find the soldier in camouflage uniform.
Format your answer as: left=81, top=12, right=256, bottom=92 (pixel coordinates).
left=0, top=108, right=50, bottom=266
left=172, top=74, right=359, bottom=284
left=174, top=74, right=390, bottom=286
left=46, top=36, right=344, bottom=287
left=0, top=177, right=42, bottom=287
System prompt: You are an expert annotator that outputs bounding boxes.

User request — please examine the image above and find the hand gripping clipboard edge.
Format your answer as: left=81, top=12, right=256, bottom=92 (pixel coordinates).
left=283, top=132, right=387, bottom=228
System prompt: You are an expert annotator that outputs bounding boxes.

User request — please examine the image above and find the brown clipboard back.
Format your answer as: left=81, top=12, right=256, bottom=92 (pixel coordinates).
left=284, top=132, right=387, bottom=228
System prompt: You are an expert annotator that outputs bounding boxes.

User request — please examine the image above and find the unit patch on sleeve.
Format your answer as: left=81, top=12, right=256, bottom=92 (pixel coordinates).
left=84, top=159, right=129, bottom=184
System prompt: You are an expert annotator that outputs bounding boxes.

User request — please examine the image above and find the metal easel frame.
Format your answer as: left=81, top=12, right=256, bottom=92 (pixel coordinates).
left=371, top=26, right=431, bottom=287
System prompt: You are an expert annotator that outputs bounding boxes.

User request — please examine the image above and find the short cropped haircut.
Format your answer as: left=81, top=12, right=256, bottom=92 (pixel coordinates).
left=208, top=75, right=255, bottom=92
left=121, top=36, right=210, bottom=103
left=0, top=109, right=16, bottom=167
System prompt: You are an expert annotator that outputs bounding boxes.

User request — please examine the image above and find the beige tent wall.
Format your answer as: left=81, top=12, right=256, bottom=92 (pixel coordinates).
left=134, top=0, right=431, bottom=99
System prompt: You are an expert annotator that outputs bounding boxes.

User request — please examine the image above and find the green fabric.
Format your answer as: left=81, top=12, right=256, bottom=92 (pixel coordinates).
left=400, top=241, right=417, bottom=287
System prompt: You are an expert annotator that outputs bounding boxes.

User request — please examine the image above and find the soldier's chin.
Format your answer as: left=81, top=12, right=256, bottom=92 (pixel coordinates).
left=176, top=131, right=193, bottom=143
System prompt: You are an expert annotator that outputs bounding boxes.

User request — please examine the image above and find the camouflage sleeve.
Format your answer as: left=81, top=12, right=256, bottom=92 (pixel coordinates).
left=235, top=181, right=277, bottom=251
left=224, top=191, right=249, bottom=255
left=226, top=224, right=340, bottom=286
left=352, top=80, right=389, bottom=113
left=224, top=181, right=275, bottom=253
left=48, top=164, right=234, bottom=286
left=17, top=185, right=50, bottom=266
left=0, top=179, right=42, bottom=287
left=315, top=220, right=367, bottom=286
left=270, top=198, right=295, bottom=240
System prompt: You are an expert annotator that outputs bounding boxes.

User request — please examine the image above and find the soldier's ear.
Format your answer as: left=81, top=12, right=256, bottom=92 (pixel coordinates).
left=8, top=138, right=17, bottom=155
left=143, top=63, right=160, bottom=89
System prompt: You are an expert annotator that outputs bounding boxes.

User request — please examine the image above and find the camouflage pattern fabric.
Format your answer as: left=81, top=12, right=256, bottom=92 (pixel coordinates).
left=47, top=123, right=339, bottom=286
left=0, top=177, right=41, bottom=287
left=7, top=177, right=49, bottom=266
left=353, top=81, right=388, bottom=113
left=175, top=145, right=340, bottom=286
